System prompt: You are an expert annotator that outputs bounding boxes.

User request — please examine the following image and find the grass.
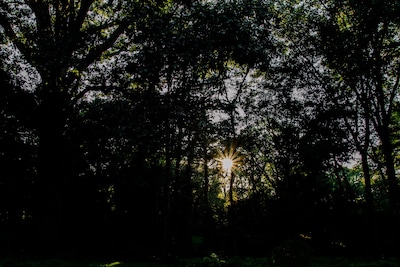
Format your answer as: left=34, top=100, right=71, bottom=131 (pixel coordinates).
left=0, top=256, right=399, bottom=267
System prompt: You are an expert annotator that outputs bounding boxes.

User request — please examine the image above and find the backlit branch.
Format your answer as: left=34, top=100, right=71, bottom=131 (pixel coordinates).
left=0, top=9, right=36, bottom=63
left=75, top=23, right=126, bottom=73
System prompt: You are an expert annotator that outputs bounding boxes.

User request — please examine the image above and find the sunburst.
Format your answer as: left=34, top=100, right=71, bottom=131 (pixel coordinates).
left=216, top=143, right=243, bottom=175
left=215, top=142, right=244, bottom=206
left=221, top=158, right=234, bottom=173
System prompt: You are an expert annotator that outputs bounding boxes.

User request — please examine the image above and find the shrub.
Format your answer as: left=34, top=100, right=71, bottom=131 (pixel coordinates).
left=200, top=253, right=226, bottom=267
left=271, top=238, right=313, bottom=266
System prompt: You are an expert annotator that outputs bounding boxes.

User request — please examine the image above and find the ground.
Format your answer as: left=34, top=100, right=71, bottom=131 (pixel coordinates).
left=0, top=256, right=399, bottom=267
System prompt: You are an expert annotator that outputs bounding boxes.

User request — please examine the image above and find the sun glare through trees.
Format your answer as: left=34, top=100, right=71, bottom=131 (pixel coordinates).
left=1, top=0, right=400, bottom=262
left=221, top=158, right=234, bottom=174
left=216, top=144, right=243, bottom=176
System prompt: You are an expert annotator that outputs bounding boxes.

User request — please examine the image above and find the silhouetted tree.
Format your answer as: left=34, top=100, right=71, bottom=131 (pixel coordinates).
left=320, top=0, right=400, bottom=217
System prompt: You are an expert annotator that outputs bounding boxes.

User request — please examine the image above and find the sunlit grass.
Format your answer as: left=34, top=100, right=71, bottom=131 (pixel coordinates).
left=101, top=261, right=122, bottom=267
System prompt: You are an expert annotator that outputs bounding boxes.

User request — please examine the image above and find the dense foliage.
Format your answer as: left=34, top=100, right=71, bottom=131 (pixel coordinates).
left=1, top=0, right=399, bottom=260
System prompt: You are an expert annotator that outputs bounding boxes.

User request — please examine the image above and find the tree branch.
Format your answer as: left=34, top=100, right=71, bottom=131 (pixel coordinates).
left=388, top=72, right=400, bottom=117
left=72, top=84, right=122, bottom=102
left=76, top=0, right=94, bottom=30
left=75, top=23, right=127, bottom=72
left=0, top=10, right=36, bottom=62
left=26, top=0, right=52, bottom=38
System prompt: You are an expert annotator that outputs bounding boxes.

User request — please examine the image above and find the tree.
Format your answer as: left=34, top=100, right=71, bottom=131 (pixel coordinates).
left=0, top=69, right=37, bottom=253
left=120, top=0, right=274, bottom=256
left=0, top=0, right=154, bottom=250
left=320, top=0, right=400, bottom=216
left=236, top=0, right=359, bottom=252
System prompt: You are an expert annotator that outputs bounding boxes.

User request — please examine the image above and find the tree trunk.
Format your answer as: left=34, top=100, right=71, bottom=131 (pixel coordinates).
left=34, top=88, right=70, bottom=251
left=33, top=77, right=86, bottom=253
left=373, top=50, right=400, bottom=216
left=204, top=157, right=209, bottom=207
left=360, top=150, right=375, bottom=217
left=380, top=127, right=400, bottom=215
left=228, top=172, right=238, bottom=255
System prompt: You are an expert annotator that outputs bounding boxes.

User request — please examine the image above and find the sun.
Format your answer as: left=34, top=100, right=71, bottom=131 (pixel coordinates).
left=221, top=158, right=234, bottom=173
left=216, top=142, right=243, bottom=175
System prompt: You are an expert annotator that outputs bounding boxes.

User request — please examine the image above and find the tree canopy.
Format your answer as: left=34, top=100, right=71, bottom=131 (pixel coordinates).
left=1, top=0, right=400, bottom=260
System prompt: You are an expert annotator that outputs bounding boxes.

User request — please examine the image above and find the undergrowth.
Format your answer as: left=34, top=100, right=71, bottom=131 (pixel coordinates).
left=0, top=256, right=399, bottom=267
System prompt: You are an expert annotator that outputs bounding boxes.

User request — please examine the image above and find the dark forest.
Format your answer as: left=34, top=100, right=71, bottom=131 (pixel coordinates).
left=1, top=0, right=400, bottom=264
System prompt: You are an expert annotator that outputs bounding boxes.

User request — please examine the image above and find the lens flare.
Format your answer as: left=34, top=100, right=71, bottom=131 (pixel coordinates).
left=216, top=142, right=243, bottom=175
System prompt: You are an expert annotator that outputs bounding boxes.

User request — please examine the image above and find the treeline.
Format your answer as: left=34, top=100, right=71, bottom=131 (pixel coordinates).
left=0, top=0, right=399, bottom=260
